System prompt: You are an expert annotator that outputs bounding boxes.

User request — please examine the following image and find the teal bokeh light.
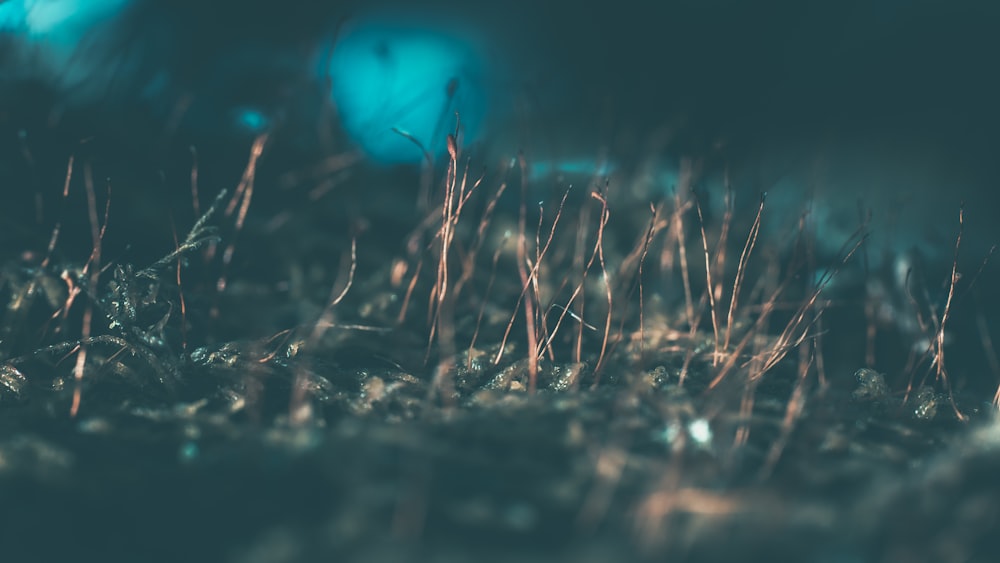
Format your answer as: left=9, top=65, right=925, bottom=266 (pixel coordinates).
left=0, top=0, right=130, bottom=96
left=0, top=0, right=127, bottom=37
left=233, top=107, right=270, bottom=134
left=327, top=18, right=490, bottom=165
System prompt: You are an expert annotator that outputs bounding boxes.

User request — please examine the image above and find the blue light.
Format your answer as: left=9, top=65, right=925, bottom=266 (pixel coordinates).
left=527, top=158, right=618, bottom=183
left=327, top=18, right=490, bottom=165
left=178, top=441, right=200, bottom=463
left=1, top=0, right=128, bottom=43
left=232, top=107, right=270, bottom=134
left=0, top=1, right=25, bottom=30
left=0, top=0, right=130, bottom=92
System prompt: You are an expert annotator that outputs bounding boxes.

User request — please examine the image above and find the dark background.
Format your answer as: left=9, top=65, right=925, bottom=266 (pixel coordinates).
left=5, top=1, right=999, bottom=151
left=1, top=0, right=998, bottom=256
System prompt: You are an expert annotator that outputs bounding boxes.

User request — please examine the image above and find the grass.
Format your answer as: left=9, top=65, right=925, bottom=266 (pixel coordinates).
left=0, top=116, right=997, bottom=562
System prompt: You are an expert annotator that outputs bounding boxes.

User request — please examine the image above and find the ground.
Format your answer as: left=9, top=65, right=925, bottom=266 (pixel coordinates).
left=0, top=125, right=998, bottom=563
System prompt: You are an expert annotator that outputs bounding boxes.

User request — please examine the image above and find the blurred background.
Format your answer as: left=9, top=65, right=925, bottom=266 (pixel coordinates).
left=1, top=1, right=997, bottom=154
left=0, top=0, right=997, bottom=263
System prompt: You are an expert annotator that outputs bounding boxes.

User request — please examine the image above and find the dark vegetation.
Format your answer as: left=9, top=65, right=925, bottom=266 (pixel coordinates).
left=1, top=3, right=1000, bottom=562
left=0, top=110, right=998, bottom=563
